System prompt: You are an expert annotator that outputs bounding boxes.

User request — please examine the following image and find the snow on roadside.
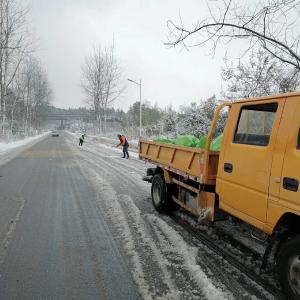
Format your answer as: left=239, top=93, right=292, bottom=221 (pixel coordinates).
left=0, top=132, right=49, bottom=159
left=0, top=132, right=49, bottom=155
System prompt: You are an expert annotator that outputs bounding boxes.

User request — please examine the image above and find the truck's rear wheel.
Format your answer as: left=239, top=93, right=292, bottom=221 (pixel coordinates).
left=277, top=235, right=300, bottom=300
left=151, top=174, right=178, bottom=213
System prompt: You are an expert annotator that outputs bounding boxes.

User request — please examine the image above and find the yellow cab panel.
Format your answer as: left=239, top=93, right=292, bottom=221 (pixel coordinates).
left=267, top=96, right=300, bottom=231
left=217, top=98, right=285, bottom=231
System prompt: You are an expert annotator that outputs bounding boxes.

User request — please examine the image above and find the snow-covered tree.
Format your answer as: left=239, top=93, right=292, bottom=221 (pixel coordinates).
left=177, top=99, right=211, bottom=138
left=222, top=50, right=300, bottom=100
left=177, top=96, right=227, bottom=138
left=160, top=106, right=177, bottom=137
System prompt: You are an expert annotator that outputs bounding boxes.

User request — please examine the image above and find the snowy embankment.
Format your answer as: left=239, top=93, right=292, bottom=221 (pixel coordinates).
left=0, top=132, right=49, bottom=166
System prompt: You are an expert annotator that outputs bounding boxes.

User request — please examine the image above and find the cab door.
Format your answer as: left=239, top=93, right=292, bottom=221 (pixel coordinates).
left=218, top=100, right=285, bottom=224
left=279, top=97, right=300, bottom=210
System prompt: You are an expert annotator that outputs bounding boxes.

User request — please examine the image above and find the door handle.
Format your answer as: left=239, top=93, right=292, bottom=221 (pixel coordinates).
left=273, top=177, right=281, bottom=183
left=283, top=177, right=299, bottom=192
left=224, top=163, right=233, bottom=173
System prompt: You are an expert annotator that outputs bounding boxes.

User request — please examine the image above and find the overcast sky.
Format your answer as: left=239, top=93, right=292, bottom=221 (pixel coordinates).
left=24, top=0, right=228, bottom=110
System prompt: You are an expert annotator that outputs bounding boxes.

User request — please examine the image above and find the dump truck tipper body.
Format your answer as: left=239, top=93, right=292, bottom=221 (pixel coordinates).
left=139, top=91, right=300, bottom=299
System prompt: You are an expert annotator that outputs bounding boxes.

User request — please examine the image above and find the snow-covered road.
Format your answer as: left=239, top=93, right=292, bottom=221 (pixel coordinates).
left=67, top=132, right=276, bottom=300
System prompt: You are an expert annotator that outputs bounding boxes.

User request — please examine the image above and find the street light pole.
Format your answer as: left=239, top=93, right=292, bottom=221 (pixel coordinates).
left=128, top=78, right=142, bottom=137
left=139, top=79, right=142, bottom=137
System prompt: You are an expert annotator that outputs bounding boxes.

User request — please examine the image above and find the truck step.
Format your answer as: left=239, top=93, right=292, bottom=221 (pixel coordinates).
left=214, top=208, right=229, bottom=222
left=142, top=175, right=152, bottom=183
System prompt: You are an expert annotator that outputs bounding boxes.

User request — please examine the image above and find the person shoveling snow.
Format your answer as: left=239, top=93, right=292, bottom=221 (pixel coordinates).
left=116, top=134, right=129, bottom=159
left=79, top=134, right=85, bottom=146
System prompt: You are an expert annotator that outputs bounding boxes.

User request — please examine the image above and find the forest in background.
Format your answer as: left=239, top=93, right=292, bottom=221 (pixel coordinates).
left=0, top=0, right=52, bottom=140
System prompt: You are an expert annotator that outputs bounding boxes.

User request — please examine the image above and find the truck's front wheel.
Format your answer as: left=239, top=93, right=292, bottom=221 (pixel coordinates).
left=151, top=174, right=178, bottom=213
left=277, top=235, right=300, bottom=300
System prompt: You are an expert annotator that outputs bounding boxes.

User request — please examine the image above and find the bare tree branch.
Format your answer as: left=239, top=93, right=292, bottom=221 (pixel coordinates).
left=81, top=42, right=124, bottom=134
left=166, top=0, right=300, bottom=70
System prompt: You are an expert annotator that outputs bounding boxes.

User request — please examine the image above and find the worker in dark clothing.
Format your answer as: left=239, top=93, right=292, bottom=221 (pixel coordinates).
left=79, top=134, right=85, bottom=146
left=117, top=134, right=129, bottom=158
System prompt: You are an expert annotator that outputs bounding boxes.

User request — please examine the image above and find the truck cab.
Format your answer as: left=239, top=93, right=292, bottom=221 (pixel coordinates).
left=215, top=93, right=300, bottom=299
left=140, top=92, right=300, bottom=299
left=217, top=94, right=300, bottom=236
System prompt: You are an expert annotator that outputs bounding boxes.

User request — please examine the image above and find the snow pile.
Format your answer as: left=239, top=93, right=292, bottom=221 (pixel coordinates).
left=0, top=132, right=49, bottom=155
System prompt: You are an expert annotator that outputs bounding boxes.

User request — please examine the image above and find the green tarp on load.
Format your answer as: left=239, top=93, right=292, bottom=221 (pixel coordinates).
left=195, top=136, right=207, bottom=149
left=153, top=138, right=174, bottom=144
left=210, top=134, right=223, bottom=151
left=194, top=135, right=223, bottom=150
left=153, top=134, right=223, bottom=150
left=174, top=135, right=199, bottom=147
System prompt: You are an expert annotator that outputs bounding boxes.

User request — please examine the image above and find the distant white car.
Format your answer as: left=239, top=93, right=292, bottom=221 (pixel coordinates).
left=51, top=131, right=59, bottom=137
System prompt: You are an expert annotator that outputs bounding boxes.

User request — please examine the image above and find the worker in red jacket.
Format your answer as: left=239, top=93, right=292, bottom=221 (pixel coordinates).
left=117, top=134, right=129, bottom=158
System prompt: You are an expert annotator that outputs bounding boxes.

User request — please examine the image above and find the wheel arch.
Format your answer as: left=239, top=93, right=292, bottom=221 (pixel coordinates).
left=273, top=212, right=300, bottom=237
left=271, top=212, right=300, bottom=262
left=154, top=166, right=164, bottom=175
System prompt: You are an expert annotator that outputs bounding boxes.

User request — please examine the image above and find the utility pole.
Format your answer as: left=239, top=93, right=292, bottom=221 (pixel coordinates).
left=128, top=78, right=142, bottom=137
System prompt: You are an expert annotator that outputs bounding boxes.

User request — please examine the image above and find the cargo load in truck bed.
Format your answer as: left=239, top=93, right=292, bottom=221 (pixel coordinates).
left=139, top=140, right=219, bottom=185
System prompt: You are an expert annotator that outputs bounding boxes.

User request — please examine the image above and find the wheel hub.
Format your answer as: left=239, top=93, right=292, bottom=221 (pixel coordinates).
left=153, top=182, right=161, bottom=206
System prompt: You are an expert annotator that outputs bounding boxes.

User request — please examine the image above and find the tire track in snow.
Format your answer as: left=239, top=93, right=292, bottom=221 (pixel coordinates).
left=146, top=214, right=271, bottom=300
left=146, top=214, right=235, bottom=300
left=119, top=194, right=205, bottom=299
left=74, top=145, right=147, bottom=191
left=84, top=145, right=145, bottom=176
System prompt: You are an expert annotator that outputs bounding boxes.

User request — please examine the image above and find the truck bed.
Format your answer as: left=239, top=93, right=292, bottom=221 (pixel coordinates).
left=139, top=140, right=219, bottom=185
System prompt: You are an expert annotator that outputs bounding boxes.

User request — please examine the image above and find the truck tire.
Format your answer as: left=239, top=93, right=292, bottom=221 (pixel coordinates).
left=151, top=174, right=178, bottom=213
left=277, top=235, right=300, bottom=300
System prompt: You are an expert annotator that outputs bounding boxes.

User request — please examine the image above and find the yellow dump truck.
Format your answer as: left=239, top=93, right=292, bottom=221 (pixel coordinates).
left=139, top=91, right=300, bottom=299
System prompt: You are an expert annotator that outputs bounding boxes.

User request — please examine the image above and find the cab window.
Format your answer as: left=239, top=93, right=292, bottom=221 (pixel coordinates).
left=234, top=103, right=278, bottom=146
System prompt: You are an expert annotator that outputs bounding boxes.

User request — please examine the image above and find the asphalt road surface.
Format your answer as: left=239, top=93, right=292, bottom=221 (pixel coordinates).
left=0, top=133, right=140, bottom=299
left=0, top=132, right=276, bottom=300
